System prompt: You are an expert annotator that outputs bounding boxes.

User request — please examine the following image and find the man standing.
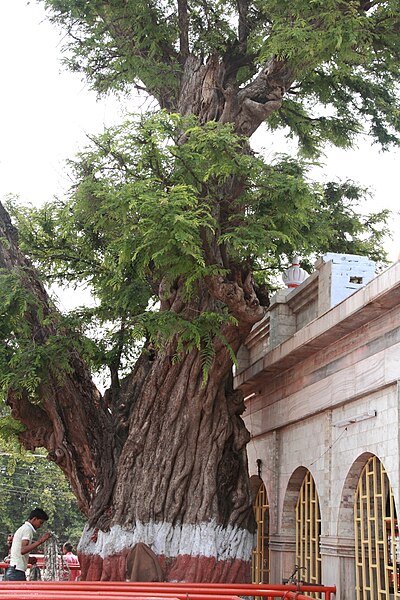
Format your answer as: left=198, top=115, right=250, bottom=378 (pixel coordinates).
left=5, top=507, right=51, bottom=581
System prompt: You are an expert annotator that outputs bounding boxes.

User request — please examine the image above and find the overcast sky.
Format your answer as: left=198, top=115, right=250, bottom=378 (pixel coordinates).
left=1, top=0, right=399, bottom=263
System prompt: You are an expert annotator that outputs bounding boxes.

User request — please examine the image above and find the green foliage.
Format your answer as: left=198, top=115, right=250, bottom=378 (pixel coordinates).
left=0, top=270, right=73, bottom=402
left=3, top=0, right=398, bottom=400
left=4, top=113, right=390, bottom=393
left=43, top=0, right=182, bottom=96
left=257, top=1, right=400, bottom=154
left=260, top=0, right=373, bottom=66
left=301, top=181, right=391, bottom=263
left=41, top=0, right=400, bottom=156
left=42, top=0, right=238, bottom=95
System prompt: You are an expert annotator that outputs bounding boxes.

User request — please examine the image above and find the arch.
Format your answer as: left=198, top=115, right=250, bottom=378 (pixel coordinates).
left=281, top=467, right=321, bottom=590
left=250, top=475, right=270, bottom=584
left=281, top=466, right=308, bottom=537
left=354, top=455, right=399, bottom=599
left=295, top=470, right=322, bottom=588
left=338, top=451, right=374, bottom=539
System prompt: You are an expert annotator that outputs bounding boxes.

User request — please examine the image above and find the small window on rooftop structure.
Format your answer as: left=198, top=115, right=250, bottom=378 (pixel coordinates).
left=350, top=276, right=363, bottom=284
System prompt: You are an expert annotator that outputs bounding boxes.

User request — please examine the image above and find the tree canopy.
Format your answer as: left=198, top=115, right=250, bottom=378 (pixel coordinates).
left=42, top=0, right=400, bottom=152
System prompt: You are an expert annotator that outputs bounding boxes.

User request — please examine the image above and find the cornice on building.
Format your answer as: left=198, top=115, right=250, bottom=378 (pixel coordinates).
left=235, top=258, right=400, bottom=394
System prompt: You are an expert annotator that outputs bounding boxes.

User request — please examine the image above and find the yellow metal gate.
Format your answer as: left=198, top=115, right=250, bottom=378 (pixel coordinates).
left=252, top=482, right=270, bottom=584
left=354, top=455, right=399, bottom=599
left=296, top=471, right=322, bottom=597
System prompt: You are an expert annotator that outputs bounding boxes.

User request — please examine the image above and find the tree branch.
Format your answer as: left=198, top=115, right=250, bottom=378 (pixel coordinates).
left=206, top=269, right=265, bottom=328
left=231, top=58, right=294, bottom=136
left=178, top=0, right=190, bottom=62
left=0, top=201, right=115, bottom=518
left=237, top=0, right=249, bottom=47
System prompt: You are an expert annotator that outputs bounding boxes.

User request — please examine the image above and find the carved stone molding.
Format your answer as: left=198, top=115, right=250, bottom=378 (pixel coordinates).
left=320, top=535, right=355, bottom=558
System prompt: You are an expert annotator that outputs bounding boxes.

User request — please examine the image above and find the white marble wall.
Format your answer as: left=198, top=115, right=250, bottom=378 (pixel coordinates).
left=240, top=259, right=400, bottom=597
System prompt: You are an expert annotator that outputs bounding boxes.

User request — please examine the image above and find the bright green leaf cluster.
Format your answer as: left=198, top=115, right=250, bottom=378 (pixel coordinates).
left=133, top=309, right=237, bottom=385
left=4, top=112, right=390, bottom=392
left=0, top=270, right=75, bottom=402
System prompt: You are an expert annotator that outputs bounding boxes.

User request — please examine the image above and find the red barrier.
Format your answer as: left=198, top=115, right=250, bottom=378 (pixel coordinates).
left=0, top=591, right=314, bottom=600
left=0, top=592, right=316, bottom=600
left=0, top=581, right=336, bottom=600
left=0, top=586, right=184, bottom=600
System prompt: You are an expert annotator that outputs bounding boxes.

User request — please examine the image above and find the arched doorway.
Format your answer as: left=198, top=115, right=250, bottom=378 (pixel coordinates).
left=296, top=470, right=322, bottom=596
left=251, top=477, right=270, bottom=584
left=354, top=455, right=399, bottom=599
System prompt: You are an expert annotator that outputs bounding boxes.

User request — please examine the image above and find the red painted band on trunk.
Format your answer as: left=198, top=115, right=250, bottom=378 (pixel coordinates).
left=79, top=552, right=250, bottom=583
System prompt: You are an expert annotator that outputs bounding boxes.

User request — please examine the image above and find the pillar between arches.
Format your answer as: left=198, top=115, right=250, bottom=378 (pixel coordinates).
left=268, top=534, right=296, bottom=584
left=320, top=535, right=355, bottom=600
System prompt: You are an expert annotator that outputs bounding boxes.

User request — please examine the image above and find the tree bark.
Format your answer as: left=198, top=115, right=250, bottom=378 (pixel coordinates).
left=77, top=268, right=265, bottom=580
left=79, top=329, right=256, bottom=581
left=178, top=54, right=293, bottom=136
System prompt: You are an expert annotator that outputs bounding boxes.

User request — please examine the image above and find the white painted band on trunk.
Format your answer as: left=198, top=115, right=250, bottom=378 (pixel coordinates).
left=78, top=520, right=254, bottom=562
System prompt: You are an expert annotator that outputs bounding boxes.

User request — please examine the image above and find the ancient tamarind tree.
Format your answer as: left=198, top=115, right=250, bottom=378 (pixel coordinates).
left=0, top=0, right=399, bottom=581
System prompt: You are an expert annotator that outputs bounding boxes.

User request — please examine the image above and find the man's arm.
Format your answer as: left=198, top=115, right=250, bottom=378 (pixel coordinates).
left=21, top=532, right=51, bottom=555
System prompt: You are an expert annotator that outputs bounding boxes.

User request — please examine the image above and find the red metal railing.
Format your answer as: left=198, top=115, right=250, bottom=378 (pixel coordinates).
left=0, top=580, right=336, bottom=599
left=0, top=591, right=326, bottom=600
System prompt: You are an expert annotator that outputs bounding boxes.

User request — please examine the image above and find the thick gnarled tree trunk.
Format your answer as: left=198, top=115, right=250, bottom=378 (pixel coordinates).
left=2, top=0, right=397, bottom=581
left=77, top=274, right=265, bottom=580
left=80, top=338, right=256, bottom=581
